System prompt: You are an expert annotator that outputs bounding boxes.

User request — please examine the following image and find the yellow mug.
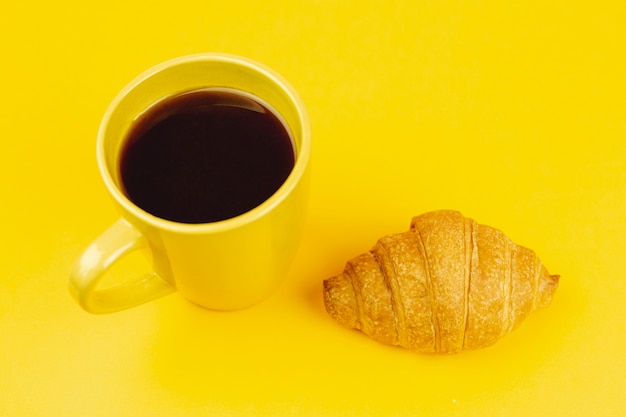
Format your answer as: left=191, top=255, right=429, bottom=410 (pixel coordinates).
left=69, top=53, right=311, bottom=314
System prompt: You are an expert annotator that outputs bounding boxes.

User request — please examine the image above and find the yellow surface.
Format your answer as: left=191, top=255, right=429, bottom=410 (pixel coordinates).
left=1, top=1, right=625, bottom=416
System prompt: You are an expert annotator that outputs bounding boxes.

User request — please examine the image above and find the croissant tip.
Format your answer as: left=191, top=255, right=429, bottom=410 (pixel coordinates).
left=536, top=272, right=560, bottom=309
left=323, top=273, right=360, bottom=330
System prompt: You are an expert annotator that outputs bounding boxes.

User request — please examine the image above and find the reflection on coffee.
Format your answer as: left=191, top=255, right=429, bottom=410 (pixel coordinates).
left=120, top=88, right=295, bottom=223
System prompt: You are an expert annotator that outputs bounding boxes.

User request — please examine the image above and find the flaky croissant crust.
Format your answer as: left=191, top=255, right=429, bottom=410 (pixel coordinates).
left=323, top=210, right=559, bottom=353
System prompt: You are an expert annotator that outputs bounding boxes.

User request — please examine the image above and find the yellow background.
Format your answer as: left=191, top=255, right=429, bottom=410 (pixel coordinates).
left=1, top=1, right=625, bottom=416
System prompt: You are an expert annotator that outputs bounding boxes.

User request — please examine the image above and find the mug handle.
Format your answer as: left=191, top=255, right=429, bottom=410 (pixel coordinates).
left=69, top=218, right=175, bottom=314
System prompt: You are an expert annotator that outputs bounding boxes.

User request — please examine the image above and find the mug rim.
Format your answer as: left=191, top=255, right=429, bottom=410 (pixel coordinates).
left=96, top=52, right=311, bottom=234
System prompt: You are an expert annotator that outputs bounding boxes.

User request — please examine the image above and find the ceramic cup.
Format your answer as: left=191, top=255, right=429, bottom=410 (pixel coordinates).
left=69, top=53, right=311, bottom=314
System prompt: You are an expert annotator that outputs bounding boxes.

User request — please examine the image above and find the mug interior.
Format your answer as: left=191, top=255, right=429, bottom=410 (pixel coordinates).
left=97, top=53, right=310, bottom=233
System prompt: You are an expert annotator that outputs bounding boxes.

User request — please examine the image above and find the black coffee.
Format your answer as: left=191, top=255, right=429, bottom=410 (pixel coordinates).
left=119, top=88, right=295, bottom=223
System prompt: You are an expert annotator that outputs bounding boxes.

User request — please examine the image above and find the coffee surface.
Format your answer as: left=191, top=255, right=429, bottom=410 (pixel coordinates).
left=120, top=88, right=295, bottom=223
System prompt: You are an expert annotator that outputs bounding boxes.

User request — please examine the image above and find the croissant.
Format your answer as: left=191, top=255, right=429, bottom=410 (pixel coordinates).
left=323, top=210, right=560, bottom=353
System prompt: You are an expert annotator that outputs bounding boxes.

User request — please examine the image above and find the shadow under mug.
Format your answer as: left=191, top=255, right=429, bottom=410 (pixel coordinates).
left=69, top=53, right=311, bottom=314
